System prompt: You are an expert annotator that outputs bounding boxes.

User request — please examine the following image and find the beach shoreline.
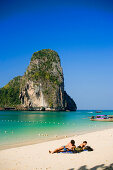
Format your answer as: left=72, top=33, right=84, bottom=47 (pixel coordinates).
left=0, top=128, right=113, bottom=170
left=1, top=125, right=113, bottom=151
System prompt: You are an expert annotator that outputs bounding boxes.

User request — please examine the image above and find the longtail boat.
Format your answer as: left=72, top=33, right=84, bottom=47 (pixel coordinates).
left=90, top=115, right=113, bottom=122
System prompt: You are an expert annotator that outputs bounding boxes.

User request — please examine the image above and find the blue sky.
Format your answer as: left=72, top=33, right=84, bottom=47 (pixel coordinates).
left=0, top=0, right=113, bottom=109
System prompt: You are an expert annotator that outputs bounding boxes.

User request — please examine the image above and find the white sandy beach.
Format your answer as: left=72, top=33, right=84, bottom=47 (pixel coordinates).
left=0, top=128, right=113, bottom=170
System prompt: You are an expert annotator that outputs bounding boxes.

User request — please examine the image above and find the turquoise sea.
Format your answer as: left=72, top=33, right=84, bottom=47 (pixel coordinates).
left=0, top=110, right=113, bottom=149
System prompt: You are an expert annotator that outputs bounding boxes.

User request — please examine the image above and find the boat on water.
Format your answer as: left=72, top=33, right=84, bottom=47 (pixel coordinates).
left=90, top=115, right=113, bottom=122
left=95, top=111, right=102, bottom=113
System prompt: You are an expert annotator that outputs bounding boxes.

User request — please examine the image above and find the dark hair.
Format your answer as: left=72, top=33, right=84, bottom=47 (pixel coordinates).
left=71, top=140, right=75, bottom=146
left=83, top=141, right=87, bottom=144
left=85, top=146, right=93, bottom=151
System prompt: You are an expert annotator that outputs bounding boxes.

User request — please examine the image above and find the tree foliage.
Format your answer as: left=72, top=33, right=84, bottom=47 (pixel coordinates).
left=0, top=76, right=21, bottom=107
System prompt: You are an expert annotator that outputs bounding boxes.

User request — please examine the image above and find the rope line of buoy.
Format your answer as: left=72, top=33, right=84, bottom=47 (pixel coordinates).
left=0, top=120, right=66, bottom=125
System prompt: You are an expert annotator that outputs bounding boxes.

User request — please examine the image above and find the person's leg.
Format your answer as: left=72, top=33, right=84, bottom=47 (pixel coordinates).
left=49, top=146, right=64, bottom=154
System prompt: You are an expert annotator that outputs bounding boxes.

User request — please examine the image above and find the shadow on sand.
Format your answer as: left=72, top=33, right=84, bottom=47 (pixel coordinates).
left=69, top=163, right=113, bottom=170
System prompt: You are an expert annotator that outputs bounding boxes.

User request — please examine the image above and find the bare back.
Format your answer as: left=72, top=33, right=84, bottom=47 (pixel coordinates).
left=65, top=142, right=76, bottom=150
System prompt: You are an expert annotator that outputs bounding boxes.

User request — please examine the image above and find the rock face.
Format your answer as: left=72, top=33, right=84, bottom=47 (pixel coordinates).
left=20, top=49, right=77, bottom=111
left=0, top=49, right=77, bottom=111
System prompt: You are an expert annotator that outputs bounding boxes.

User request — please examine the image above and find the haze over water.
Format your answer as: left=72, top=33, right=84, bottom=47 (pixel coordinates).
left=0, top=110, right=113, bottom=149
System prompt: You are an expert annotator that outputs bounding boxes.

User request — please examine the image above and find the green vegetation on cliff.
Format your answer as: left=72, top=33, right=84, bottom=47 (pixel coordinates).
left=31, top=49, right=60, bottom=63
left=0, top=76, right=21, bottom=107
left=27, top=49, right=62, bottom=86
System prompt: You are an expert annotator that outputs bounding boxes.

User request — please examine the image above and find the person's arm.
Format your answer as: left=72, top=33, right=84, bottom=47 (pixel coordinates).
left=82, top=146, right=85, bottom=150
left=79, top=143, right=83, bottom=147
left=71, top=145, right=76, bottom=150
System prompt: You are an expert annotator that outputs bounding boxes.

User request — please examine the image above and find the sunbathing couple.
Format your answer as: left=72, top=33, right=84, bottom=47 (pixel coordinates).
left=49, top=140, right=87, bottom=154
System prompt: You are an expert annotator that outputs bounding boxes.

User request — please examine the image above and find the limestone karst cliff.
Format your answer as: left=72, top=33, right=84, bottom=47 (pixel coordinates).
left=0, top=49, right=77, bottom=111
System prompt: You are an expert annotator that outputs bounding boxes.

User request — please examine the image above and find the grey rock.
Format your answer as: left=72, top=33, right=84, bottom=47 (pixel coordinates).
left=20, top=49, right=77, bottom=111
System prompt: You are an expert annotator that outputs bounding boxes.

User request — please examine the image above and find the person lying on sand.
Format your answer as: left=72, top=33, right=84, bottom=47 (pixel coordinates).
left=77, top=141, right=93, bottom=152
left=78, top=141, right=87, bottom=150
left=73, top=141, right=87, bottom=153
left=49, top=140, right=76, bottom=154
